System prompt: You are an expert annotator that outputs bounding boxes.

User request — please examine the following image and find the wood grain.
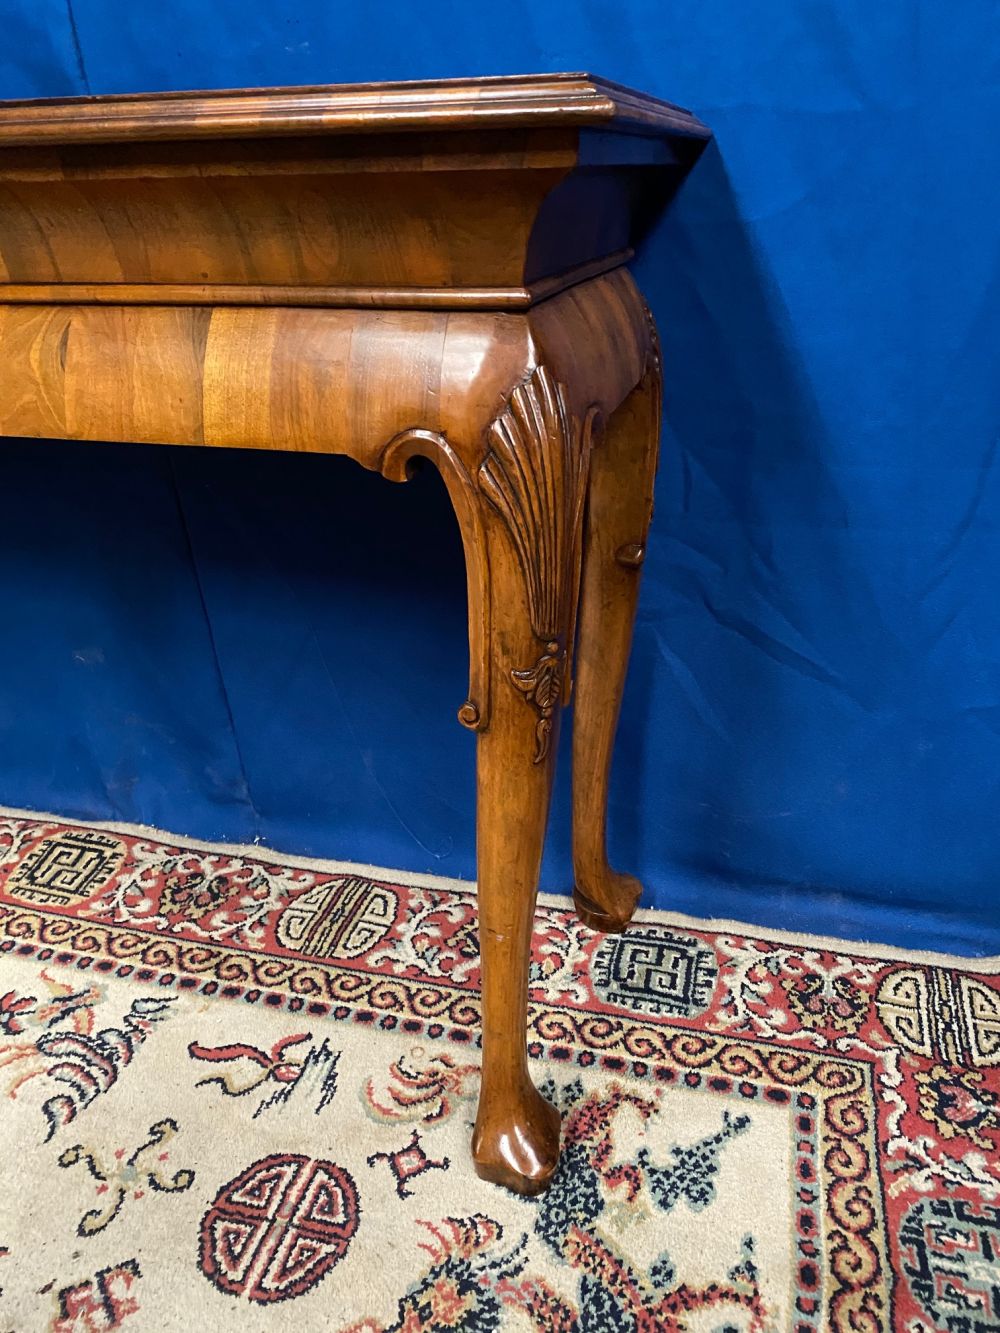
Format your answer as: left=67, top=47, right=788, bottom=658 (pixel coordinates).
left=572, top=329, right=662, bottom=932
left=0, top=74, right=709, bottom=1194
left=0, top=77, right=708, bottom=296
left=0, top=269, right=645, bottom=459
left=0, top=74, right=710, bottom=146
left=0, top=250, right=633, bottom=310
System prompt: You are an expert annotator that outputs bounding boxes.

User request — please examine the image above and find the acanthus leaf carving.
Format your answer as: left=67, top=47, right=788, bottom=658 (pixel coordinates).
left=511, top=640, right=564, bottom=764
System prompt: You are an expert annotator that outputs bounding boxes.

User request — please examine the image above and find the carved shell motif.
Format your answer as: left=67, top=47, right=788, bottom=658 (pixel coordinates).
left=479, top=365, right=595, bottom=762
left=479, top=365, right=591, bottom=643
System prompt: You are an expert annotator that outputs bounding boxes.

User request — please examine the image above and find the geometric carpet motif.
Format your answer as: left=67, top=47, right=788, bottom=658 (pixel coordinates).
left=592, top=927, right=719, bottom=1016
left=0, top=808, right=997, bottom=1331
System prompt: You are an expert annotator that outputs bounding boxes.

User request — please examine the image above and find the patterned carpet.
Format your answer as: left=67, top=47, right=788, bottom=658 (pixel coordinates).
left=0, top=810, right=997, bottom=1331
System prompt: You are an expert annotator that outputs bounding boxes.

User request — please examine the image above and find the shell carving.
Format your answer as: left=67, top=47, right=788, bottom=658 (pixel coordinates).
left=480, top=366, right=595, bottom=761
left=479, top=366, right=592, bottom=642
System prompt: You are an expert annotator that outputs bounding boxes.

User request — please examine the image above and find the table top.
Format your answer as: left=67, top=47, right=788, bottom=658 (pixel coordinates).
left=0, top=72, right=710, bottom=147
left=0, top=73, right=710, bottom=312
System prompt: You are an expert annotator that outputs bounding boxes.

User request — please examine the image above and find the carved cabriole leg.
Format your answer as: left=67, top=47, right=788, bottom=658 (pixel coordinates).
left=571, top=315, right=662, bottom=933
left=377, top=278, right=649, bottom=1191
left=470, top=366, right=594, bottom=1193
left=469, top=533, right=563, bottom=1193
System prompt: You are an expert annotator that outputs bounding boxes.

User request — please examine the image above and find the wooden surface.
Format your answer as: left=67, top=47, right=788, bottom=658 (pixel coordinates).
left=0, top=73, right=709, bottom=1194
left=0, top=250, right=632, bottom=310
left=0, top=73, right=709, bottom=144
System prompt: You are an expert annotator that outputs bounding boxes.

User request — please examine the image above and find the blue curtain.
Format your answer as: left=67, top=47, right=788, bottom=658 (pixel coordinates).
left=1, top=0, right=998, bottom=955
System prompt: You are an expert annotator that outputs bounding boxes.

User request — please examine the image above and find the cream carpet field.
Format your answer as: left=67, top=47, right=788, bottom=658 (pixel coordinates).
left=0, top=809, right=997, bottom=1330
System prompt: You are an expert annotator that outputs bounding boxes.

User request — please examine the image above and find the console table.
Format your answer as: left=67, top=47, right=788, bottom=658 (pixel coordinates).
left=0, top=74, right=710, bottom=1194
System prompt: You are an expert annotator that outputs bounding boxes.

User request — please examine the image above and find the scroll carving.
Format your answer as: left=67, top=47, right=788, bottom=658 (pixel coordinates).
left=615, top=541, right=645, bottom=569
left=479, top=365, right=597, bottom=761
left=380, top=363, right=603, bottom=762
left=379, top=428, right=491, bottom=733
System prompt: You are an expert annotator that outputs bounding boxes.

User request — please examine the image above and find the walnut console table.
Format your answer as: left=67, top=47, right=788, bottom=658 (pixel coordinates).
left=0, top=74, right=709, bottom=1194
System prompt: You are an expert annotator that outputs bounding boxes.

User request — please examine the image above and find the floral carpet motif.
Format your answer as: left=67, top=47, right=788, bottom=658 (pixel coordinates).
left=0, top=810, right=997, bottom=1331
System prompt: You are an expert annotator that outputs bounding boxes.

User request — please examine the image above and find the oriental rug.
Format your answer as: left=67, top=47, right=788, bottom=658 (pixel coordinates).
left=0, top=809, right=997, bottom=1331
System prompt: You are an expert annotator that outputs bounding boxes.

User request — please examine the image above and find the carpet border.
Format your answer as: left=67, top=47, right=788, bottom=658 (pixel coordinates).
left=1, top=803, right=996, bottom=972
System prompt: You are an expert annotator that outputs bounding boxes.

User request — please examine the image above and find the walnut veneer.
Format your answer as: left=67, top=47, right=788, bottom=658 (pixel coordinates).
left=0, top=73, right=710, bottom=1194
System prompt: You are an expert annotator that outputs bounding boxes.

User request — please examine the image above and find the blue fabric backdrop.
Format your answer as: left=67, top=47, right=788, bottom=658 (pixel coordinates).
left=1, top=1, right=998, bottom=955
